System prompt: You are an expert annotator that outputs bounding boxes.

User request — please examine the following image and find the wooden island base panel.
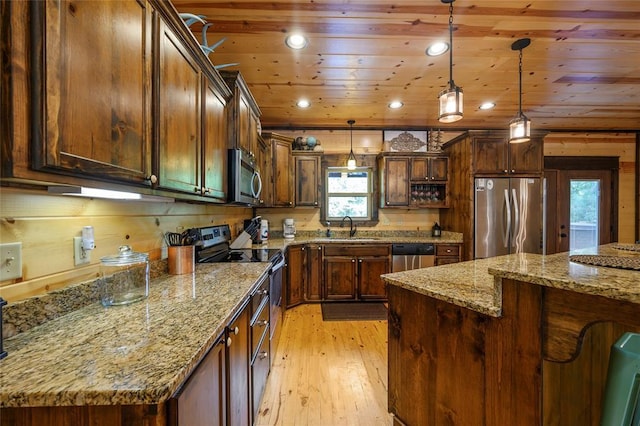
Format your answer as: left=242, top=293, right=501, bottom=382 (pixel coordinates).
left=383, top=245, right=640, bottom=426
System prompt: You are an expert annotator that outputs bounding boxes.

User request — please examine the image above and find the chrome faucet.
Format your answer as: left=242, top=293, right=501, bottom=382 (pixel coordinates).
left=340, top=216, right=357, bottom=237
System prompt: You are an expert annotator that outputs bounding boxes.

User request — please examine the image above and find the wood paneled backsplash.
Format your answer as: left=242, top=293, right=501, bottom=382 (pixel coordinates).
left=0, top=187, right=251, bottom=302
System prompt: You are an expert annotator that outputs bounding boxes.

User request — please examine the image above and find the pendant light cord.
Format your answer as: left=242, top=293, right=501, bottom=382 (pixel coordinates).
left=518, top=48, right=523, bottom=117
left=448, top=2, right=454, bottom=87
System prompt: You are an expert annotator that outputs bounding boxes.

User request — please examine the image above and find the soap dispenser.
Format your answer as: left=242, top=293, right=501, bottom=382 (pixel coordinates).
left=432, top=222, right=442, bottom=237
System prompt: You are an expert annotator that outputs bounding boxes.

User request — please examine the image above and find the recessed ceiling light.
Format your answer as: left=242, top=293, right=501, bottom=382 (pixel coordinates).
left=426, top=41, right=449, bottom=56
left=297, top=99, right=310, bottom=108
left=285, top=33, right=308, bottom=49
left=479, top=102, right=496, bottom=110
left=388, top=100, right=404, bottom=109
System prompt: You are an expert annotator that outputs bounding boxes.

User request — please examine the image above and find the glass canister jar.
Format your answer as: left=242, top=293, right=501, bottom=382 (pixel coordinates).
left=100, top=245, right=149, bottom=307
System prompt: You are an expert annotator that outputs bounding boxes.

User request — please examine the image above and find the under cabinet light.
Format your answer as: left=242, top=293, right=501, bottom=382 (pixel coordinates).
left=48, top=186, right=174, bottom=202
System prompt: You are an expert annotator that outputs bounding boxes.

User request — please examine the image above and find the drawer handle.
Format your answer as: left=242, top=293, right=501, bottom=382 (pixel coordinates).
left=446, top=249, right=452, bottom=253
left=256, top=320, right=268, bottom=327
left=258, top=351, right=268, bottom=360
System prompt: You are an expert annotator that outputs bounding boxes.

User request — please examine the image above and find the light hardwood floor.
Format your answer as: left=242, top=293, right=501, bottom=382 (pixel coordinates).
left=256, top=304, right=393, bottom=426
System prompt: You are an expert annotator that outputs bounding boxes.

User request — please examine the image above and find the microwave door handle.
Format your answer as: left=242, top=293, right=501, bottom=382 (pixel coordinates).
left=252, top=170, right=262, bottom=198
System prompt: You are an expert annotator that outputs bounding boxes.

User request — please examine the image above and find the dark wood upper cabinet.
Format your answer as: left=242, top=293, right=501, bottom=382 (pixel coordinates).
left=473, top=132, right=543, bottom=175
left=294, top=153, right=321, bottom=207
left=380, top=156, right=410, bottom=207
left=156, top=17, right=202, bottom=194
left=220, top=71, right=261, bottom=157
left=380, top=153, right=450, bottom=208
left=201, top=78, right=228, bottom=202
left=31, top=0, right=153, bottom=185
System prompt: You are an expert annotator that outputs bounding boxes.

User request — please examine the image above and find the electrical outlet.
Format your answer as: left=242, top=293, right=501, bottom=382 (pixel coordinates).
left=74, top=237, right=91, bottom=266
left=0, top=242, right=22, bottom=280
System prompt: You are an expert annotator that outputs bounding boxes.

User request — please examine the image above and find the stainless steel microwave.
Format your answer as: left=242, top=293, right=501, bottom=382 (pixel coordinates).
left=228, top=149, right=262, bottom=206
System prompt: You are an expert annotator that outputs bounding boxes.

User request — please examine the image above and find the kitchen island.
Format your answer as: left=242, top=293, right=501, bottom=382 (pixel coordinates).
left=0, top=262, right=270, bottom=424
left=382, top=244, right=640, bottom=426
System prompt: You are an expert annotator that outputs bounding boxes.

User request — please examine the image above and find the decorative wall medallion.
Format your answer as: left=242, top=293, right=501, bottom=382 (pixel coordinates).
left=383, top=131, right=428, bottom=152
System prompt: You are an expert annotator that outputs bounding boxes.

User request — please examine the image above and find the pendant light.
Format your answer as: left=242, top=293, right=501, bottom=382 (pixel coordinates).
left=438, top=0, right=463, bottom=123
left=347, top=120, right=356, bottom=170
left=509, top=38, right=531, bottom=143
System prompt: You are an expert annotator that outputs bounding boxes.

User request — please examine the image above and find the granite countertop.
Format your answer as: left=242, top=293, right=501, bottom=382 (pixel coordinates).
left=382, top=243, right=640, bottom=318
left=0, top=262, right=270, bottom=408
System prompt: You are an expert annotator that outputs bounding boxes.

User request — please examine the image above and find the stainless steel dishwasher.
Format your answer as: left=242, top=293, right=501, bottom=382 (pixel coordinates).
left=391, top=243, right=435, bottom=272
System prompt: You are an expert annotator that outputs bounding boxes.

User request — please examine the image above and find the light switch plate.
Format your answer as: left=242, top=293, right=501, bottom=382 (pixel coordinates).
left=74, top=237, right=91, bottom=266
left=0, top=242, right=23, bottom=281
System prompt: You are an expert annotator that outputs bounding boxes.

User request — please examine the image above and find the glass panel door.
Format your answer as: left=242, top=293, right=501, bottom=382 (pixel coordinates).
left=569, top=180, right=600, bottom=251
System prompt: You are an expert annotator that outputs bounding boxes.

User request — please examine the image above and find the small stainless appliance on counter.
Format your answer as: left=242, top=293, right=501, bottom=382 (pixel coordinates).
left=391, top=243, right=435, bottom=272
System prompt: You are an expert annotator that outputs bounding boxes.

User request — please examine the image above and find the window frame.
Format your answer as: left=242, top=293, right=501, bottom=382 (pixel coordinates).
left=325, top=167, right=373, bottom=221
left=319, top=153, right=379, bottom=226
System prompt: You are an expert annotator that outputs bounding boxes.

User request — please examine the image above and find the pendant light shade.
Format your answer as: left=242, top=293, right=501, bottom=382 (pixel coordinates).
left=438, top=0, right=463, bottom=123
left=347, top=120, right=356, bottom=170
left=509, top=38, right=531, bottom=143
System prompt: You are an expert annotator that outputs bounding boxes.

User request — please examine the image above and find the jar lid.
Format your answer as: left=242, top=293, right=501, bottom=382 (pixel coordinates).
left=100, top=245, right=148, bottom=266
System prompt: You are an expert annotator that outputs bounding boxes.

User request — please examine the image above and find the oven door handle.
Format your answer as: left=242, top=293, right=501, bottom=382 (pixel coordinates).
left=271, top=254, right=286, bottom=272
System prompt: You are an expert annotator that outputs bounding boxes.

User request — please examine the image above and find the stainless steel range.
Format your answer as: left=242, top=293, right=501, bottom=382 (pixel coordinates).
left=191, top=223, right=285, bottom=354
left=192, top=224, right=283, bottom=265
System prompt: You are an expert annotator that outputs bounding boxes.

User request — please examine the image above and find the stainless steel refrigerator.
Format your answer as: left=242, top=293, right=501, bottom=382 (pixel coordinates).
left=474, top=177, right=544, bottom=259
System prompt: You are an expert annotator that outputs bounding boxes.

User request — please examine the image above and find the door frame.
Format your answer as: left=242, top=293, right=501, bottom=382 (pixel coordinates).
left=544, top=156, right=619, bottom=254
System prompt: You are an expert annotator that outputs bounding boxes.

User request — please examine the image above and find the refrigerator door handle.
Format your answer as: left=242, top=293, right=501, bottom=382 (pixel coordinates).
left=504, top=188, right=511, bottom=248
left=512, top=188, right=520, bottom=249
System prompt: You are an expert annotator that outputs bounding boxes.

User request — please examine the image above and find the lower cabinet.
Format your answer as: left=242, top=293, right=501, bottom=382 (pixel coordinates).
left=306, top=243, right=324, bottom=301
left=285, top=244, right=306, bottom=308
left=435, top=243, right=462, bottom=265
left=227, top=301, right=251, bottom=426
left=169, top=336, right=227, bottom=426
left=249, top=276, right=270, bottom=422
left=324, top=245, right=391, bottom=301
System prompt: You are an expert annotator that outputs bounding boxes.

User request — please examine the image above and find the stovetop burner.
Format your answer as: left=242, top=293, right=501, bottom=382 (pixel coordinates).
left=192, top=224, right=282, bottom=264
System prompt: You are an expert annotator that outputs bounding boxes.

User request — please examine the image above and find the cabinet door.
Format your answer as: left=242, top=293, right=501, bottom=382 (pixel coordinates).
left=227, top=304, right=250, bottom=426
left=509, top=137, right=543, bottom=174
left=272, top=139, right=294, bottom=207
left=158, top=19, right=202, bottom=193
left=429, top=157, right=449, bottom=181
left=36, top=0, right=152, bottom=184
left=324, top=257, right=357, bottom=300
left=358, top=256, right=390, bottom=300
left=257, top=136, right=272, bottom=206
left=170, top=337, right=226, bottom=426
left=285, top=245, right=305, bottom=308
left=306, top=244, right=323, bottom=301
left=237, top=95, right=251, bottom=154
left=295, top=155, right=320, bottom=207
left=383, top=157, right=410, bottom=206
left=410, top=158, right=429, bottom=181
left=473, top=137, right=509, bottom=174
left=202, top=79, right=227, bottom=201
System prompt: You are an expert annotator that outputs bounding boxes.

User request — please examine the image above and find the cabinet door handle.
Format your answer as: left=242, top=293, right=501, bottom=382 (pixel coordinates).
left=226, top=337, right=233, bottom=347
left=358, top=259, right=362, bottom=263
left=318, top=246, right=322, bottom=251
left=258, top=351, right=268, bottom=360
left=352, top=259, right=356, bottom=263
left=503, top=169, right=508, bottom=173
left=194, top=187, right=200, bottom=193
left=233, top=326, right=239, bottom=335
left=256, top=319, right=268, bottom=327
left=146, top=174, right=158, bottom=184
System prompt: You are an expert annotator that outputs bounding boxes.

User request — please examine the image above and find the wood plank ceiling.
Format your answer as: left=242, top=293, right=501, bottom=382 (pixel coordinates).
left=170, top=1, right=640, bottom=131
